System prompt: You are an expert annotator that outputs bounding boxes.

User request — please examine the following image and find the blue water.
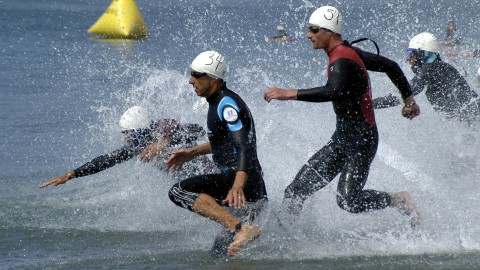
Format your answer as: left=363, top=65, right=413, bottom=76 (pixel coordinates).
left=2, top=0, right=480, bottom=269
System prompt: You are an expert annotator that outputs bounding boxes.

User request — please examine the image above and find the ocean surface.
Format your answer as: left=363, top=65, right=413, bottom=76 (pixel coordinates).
left=2, top=0, right=480, bottom=269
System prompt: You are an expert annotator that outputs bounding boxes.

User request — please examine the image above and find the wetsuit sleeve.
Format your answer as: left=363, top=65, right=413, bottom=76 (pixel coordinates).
left=297, top=58, right=364, bottom=102
left=218, top=98, right=254, bottom=173
left=410, top=74, right=427, bottom=96
left=354, top=48, right=413, bottom=99
left=229, top=128, right=254, bottom=173
left=169, top=123, right=206, bottom=146
left=372, top=93, right=401, bottom=109
left=73, top=146, right=137, bottom=177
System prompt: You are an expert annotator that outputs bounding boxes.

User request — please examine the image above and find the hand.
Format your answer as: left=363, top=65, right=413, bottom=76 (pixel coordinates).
left=223, top=185, right=246, bottom=209
left=264, top=87, right=296, bottom=103
left=165, top=148, right=194, bottom=172
left=140, top=143, right=160, bottom=163
left=39, top=171, right=75, bottom=188
left=402, top=104, right=420, bottom=119
left=401, top=96, right=420, bottom=120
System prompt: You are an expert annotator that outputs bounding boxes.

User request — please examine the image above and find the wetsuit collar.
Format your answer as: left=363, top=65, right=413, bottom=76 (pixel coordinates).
left=206, top=82, right=227, bottom=104
left=326, top=42, right=344, bottom=56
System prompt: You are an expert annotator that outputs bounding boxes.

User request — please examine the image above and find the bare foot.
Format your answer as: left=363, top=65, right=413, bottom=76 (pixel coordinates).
left=227, top=224, right=260, bottom=257
left=389, top=191, right=421, bottom=229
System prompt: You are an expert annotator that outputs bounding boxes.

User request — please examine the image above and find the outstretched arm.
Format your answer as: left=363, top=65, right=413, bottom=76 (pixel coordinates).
left=264, top=87, right=298, bottom=102
left=39, top=147, right=136, bottom=189
left=39, top=171, right=76, bottom=188
left=166, top=142, right=211, bottom=172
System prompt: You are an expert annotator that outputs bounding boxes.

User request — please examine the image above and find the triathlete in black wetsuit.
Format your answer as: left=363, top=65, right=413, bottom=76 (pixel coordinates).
left=409, top=57, right=480, bottom=122
left=168, top=83, right=267, bottom=210
left=264, top=6, right=420, bottom=228
left=39, top=106, right=207, bottom=188
left=374, top=32, right=480, bottom=124
left=166, top=51, right=266, bottom=257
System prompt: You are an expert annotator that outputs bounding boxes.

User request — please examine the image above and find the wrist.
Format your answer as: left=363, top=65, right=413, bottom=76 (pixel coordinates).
left=404, top=101, right=416, bottom=107
left=67, top=171, right=76, bottom=180
left=289, top=89, right=298, bottom=100
left=231, top=184, right=244, bottom=189
left=403, top=95, right=415, bottom=106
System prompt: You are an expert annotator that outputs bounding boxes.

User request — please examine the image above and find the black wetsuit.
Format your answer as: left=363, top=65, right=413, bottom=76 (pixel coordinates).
left=284, top=43, right=412, bottom=215
left=409, top=57, right=480, bottom=122
left=73, top=119, right=205, bottom=177
left=169, top=83, right=267, bottom=212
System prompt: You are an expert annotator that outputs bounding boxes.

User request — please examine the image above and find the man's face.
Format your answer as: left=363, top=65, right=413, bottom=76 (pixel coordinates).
left=188, top=70, right=216, bottom=98
left=306, top=24, right=332, bottom=50
left=406, top=49, right=418, bottom=65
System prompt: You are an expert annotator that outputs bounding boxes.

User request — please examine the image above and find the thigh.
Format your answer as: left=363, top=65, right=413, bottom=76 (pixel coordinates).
left=179, top=172, right=236, bottom=202
left=243, top=169, right=268, bottom=202
left=337, top=139, right=377, bottom=198
left=287, top=140, right=345, bottom=196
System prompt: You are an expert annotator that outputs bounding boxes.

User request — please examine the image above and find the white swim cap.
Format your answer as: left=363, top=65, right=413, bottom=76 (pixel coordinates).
left=277, top=25, right=285, bottom=31
left=308, top=6, right=343, bottom=35
left=119, top=106, right=151, bottom=131
left=190, top=51, right=227, bottom=80
left=408, top=32, right=439, bottom=53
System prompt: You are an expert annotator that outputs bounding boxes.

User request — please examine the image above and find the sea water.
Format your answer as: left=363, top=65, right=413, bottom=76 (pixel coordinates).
left=1, top=0, right=480, bottom=269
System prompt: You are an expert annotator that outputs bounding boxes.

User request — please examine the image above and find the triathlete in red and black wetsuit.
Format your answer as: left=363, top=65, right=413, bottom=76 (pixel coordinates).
left=284, top=43, right=409, bottom=214
left=264, top=6, right=420, bottom=225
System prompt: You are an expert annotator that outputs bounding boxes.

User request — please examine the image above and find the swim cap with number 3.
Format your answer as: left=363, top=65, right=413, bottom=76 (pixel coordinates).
left=191, top=51, right=227, bottom=80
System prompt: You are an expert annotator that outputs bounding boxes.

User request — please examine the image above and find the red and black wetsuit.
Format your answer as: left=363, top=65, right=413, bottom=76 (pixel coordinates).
left=284, top=43, right=395, bottom=215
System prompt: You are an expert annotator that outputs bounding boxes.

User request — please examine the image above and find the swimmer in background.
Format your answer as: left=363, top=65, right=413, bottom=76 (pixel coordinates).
left=439, top=20, right=479, bottom=58
left=39, top=106, right=211, bottom=188
left=266, top=25, right=293, bottom=43
left=374, top=32, right=480, bottom=124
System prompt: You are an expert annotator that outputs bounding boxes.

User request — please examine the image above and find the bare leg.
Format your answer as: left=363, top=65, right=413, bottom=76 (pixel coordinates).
left=389, top=191, right=421, bottom=229
left=192, top=193, right=260, bottom=256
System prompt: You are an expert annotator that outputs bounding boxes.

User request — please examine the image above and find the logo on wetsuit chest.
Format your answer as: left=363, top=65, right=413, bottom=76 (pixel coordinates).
left=223, top=106, right=238, bottom=122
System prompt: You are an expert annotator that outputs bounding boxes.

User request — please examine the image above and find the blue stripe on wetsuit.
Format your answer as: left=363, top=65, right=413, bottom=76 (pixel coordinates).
left=217, top=96, right=243, bottom=131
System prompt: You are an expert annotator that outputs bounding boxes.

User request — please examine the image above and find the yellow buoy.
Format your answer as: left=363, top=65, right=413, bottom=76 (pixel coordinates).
left=88, top=0, right=148, bottom=39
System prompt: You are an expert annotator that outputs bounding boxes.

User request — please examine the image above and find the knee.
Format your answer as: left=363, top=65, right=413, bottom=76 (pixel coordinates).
left=283, top=185, right=309, bottom=216
left=168, top=184, right=179, bottom=204
left=168, top=183, right=195, bottom=211
left=284, top=184, right=297, bottom=199
left=284, top=179, right=312, bottom=200
left=336, top=194, right=361, bottom=213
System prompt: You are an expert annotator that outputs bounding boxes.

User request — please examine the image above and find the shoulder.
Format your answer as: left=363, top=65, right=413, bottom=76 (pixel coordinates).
left=432, top=60, right=457, bottom=73
left=330, top=45, right=359, bottom=60
left=217, top=95, right=241, bottom=120
left=329, top=45, right=365, bottom=68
